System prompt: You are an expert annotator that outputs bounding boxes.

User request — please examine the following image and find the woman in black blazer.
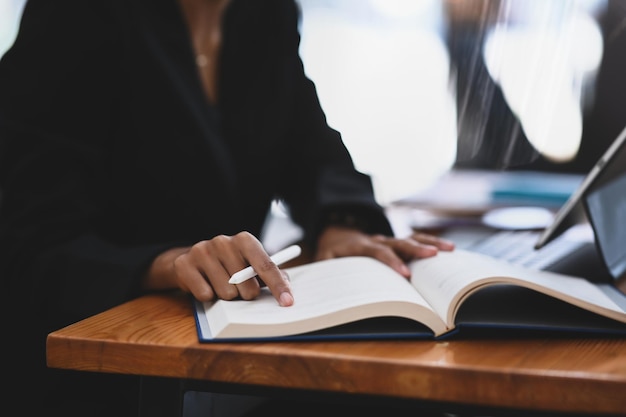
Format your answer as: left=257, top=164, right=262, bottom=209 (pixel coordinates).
left=0, top=0, right=453, bottom=415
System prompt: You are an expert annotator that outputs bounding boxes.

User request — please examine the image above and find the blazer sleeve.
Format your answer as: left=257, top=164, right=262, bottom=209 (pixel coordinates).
left=269, top=2, right=393, bottom=243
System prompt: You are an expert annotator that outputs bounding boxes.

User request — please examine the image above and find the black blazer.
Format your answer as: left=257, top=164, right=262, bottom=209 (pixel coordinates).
left=0, top=0, right=391, bottom=396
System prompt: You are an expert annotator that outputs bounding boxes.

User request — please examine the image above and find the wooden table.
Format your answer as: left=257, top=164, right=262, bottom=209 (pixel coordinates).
left=47, top=292, right=626, bottom=417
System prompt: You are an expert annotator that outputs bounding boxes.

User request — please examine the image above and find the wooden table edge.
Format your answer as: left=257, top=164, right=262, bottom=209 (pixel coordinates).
left=47, top=293, right=626, bottom=416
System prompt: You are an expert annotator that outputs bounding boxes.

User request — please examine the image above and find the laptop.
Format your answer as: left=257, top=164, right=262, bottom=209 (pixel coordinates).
left=439, top=123, right=626, bottom=284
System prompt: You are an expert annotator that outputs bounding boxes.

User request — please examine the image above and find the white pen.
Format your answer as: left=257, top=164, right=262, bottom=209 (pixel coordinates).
left=228, top=244, right=302, bottom=284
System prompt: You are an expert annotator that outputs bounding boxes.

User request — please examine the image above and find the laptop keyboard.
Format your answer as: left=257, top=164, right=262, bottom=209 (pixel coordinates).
left=467, top=230, right=587, bottom=269
left=442, top=224, right=594, bottom=271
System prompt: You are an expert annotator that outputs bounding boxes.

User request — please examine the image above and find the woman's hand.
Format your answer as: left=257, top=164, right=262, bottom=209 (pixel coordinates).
left=315, top=226, right=455, bottom=278
left=142, top=232, right=294, bottom=306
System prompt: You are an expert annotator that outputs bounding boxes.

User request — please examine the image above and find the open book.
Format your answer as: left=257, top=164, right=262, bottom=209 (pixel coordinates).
left=194, top=249, right=626, bottom=342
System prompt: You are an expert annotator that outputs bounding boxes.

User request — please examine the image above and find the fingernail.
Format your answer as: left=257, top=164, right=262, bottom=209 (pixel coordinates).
left=399, top=264, right=411, bottom=277
left=279, top=292, right=294, bottom=307
left=424, top=245, right=439, bottom=256
left=440, top=240, right=455, bottom=250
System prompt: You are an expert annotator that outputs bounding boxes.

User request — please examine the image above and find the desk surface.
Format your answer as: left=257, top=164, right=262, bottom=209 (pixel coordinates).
left=47, top=292, right=626, bottom=416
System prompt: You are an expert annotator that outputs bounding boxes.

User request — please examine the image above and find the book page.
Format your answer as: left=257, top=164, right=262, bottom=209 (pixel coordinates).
left=201, top=256, right=448, bottom=339
left=410, top=249, right=626, bottom=327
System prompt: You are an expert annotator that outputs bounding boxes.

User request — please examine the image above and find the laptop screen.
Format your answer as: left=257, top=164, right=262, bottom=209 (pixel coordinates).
left=585, top=173, right=626, bottom=281
left=535, top=123, right=626, bottom=250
